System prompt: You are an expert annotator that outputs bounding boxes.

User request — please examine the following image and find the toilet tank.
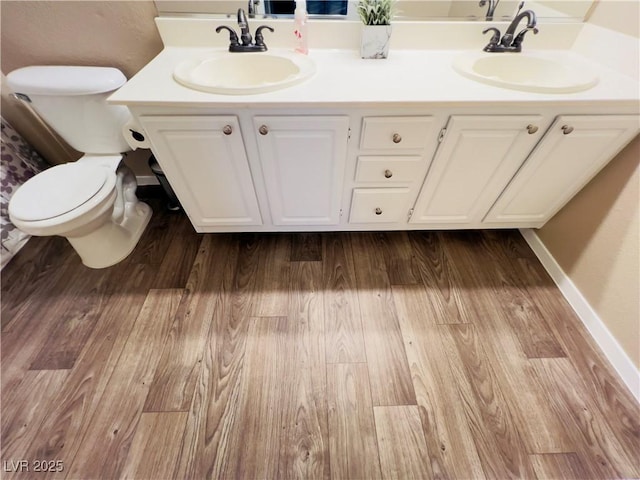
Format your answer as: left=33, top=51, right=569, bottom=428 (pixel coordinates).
left=7, top=66, right=132, bottom=154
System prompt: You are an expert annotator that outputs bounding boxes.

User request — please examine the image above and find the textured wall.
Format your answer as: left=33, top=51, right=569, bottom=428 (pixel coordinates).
left=1, top=1, right=162, bottom=78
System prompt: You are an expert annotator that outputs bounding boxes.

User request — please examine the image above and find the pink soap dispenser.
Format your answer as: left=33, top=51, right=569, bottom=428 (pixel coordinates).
left=294, top=0, right=309, bottom=54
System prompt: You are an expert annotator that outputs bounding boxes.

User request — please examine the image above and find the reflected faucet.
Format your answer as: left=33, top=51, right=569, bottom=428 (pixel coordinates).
left=479, top=0, right=499, bottom=21
left=482, top=2, right=538, bottom=52
left=248, top=0, right=257, bottom=18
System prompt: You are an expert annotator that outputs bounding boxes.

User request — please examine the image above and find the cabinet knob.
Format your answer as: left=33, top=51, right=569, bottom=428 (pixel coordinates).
left=223, top=125, right=233, bottom=135
left=561, top=125, right=574, bottom=135
left=259, top=125, right=269, bottom=135
left=526, top=124, right=538, bottom=134
left=384, top=169, right=393, bottom=178
left=375, top=207, right=383, bottom=215
left=392, top=133, right=402, bottom=144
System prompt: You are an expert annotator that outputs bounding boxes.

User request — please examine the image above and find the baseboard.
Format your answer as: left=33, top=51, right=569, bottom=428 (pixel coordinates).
left=519, top=228, right=640, bottom=402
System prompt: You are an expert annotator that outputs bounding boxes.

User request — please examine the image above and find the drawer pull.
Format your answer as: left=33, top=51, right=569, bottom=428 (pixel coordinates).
left=561, top=125, right=574, bottom=135
left=526, top=124, right=538, bottom=134
left=259, top=125, right=269, bottom=135
left=223, top=125, right=233, bottom=135
left=392, top=133, right=402, bottom=144
left=375, top=207, right=383, bottom=215
left=384, top=169, right=393, bottom=178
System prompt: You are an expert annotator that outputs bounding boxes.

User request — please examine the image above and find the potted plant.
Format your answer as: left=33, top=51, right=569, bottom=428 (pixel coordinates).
left=357, top=0, right=395, bottom=59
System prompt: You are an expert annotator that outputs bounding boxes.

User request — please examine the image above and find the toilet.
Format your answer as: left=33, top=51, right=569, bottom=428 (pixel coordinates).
left=7, top=66, right=152, bottom=269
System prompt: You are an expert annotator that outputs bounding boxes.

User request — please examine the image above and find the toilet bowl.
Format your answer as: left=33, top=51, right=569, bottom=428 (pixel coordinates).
left=7, top=65, right=152, bottom=268
left=9, top=155, right=151, bottom=268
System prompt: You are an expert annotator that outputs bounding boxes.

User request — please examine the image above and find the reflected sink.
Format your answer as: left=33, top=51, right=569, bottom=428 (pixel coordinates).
left=173, top=51, right=316, bottom=95
left=453, top=52, right=599, bottom=93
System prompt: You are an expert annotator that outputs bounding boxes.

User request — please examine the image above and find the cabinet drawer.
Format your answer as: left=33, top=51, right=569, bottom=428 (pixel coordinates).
left=355, top=156, right=423, bottom=183
left=349, top=188, right=411, bottom=223
left=360, top=117, right=434, bottom=150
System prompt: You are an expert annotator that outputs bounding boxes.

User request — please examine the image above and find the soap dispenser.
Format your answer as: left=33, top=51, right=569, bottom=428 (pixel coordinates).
left=294, top=0, right=309, bottom=54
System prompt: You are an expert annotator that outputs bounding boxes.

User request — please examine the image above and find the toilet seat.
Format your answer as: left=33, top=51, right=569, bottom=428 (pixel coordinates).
left=10, top=163, right=108, bottom=221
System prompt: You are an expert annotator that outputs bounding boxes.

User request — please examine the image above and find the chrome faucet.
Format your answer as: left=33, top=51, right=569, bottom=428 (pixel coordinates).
left=479, top=0, right=499, bottom=21
left=216, top=9, right=274, bottom=52
left=482, top=2, right=538, bottom=52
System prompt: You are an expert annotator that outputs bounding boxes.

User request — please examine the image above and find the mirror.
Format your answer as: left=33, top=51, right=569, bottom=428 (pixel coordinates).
left=154, top=0, right=595, bottom=22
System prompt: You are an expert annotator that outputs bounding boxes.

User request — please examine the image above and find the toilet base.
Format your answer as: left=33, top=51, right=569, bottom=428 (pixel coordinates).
left=67, top=201, right=152, bottom=269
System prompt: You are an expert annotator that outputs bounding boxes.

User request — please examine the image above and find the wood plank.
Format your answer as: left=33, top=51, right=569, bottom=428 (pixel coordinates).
left=408, top=231, right=470, bottom=324
left=219, top=316, right=290, bottom=479
left=173, top=234, right=259, bottom=479
left=120, top=412, right=188, bottom=480
left=351, top=233, right=416, bottom=406
left=529, top=453, right=593, bottom=480
left=327, top=363, right=382, bottom=480
left=0, top=370, right=69, bottom=476
left=374, top=405, right=432, bottom=480
left=21, top=264, right=156, bottom=475
left=250, top=233, right=291, bottom=317
left=531, top=357, right=640, bottom=479
left=280, top=261, right=329, bottom=478
left=378, top=231, right=420, bottom=285
left=65, top=288, right=183, bottom=479
left=322, top=233, right=366, bottom=363
left=392, top=284, right=486, bottom=480
left=439, top=323, right=535, bottom=479
left=291, top=232, right=322, bottom=261
left=144, top=235, right=238, bottom=412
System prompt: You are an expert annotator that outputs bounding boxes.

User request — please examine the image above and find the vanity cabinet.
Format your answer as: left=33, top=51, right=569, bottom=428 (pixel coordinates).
left=253, top=116, right=349, bottom=225
left=138, top=115, right=263, bottom=227
left=133, top=110, right=638, bottom=233
left=485, top=115, right=640, bottom=224
left=409, top=115, right=545, bottom=225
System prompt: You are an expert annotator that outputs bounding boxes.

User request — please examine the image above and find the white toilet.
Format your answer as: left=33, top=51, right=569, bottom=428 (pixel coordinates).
left=7, top=66, right=152, bottom=269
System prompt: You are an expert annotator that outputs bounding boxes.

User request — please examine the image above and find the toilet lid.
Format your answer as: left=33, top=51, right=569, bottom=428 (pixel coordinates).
left=10, top=163, right=108, bottom=221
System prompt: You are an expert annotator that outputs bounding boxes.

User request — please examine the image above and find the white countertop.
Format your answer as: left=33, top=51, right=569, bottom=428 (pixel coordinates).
left=108, top=46, right=639, bottom=109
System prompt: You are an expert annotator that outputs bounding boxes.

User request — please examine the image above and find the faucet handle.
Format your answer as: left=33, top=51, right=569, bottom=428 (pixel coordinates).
left=216, top=25, right=241, bottom=49
left=254, top=25, right=274, bottom=49
left=482, top=27, right=502, bottom=49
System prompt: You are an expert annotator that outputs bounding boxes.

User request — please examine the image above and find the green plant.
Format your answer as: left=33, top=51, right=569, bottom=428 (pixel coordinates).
left=357, top=0, right=395, bottom=25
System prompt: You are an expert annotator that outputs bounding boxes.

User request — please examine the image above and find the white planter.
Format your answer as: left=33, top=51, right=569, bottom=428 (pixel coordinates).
left=360, top=25, right=392, bottom=59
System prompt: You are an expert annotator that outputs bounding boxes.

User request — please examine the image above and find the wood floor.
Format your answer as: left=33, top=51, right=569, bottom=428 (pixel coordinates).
left=2, top=195, right=639, bottom=480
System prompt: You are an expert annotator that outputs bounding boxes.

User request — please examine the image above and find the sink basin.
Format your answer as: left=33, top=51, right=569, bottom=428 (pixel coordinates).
left=453, top=52, right=599, bottom=93
left=173, top=51, right=316, bottom=95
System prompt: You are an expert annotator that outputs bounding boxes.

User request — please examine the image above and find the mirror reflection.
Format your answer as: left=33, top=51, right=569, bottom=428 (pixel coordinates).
left=154, top=0, right=594, bottom=21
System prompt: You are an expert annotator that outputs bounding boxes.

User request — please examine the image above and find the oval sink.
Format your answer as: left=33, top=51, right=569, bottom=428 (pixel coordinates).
left=453, top=52, right=599, bottom=94
left=174, top=51, right=316, bottom=95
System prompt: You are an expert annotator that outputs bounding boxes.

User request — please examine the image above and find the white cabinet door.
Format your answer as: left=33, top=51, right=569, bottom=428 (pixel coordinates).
left=410, top=115, right=544, bottom=224
left=139, top=115, right=262, bottom=227
left=485, top=115, right=640, bottom=225
left=253, top=116, right=349, bottom=226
